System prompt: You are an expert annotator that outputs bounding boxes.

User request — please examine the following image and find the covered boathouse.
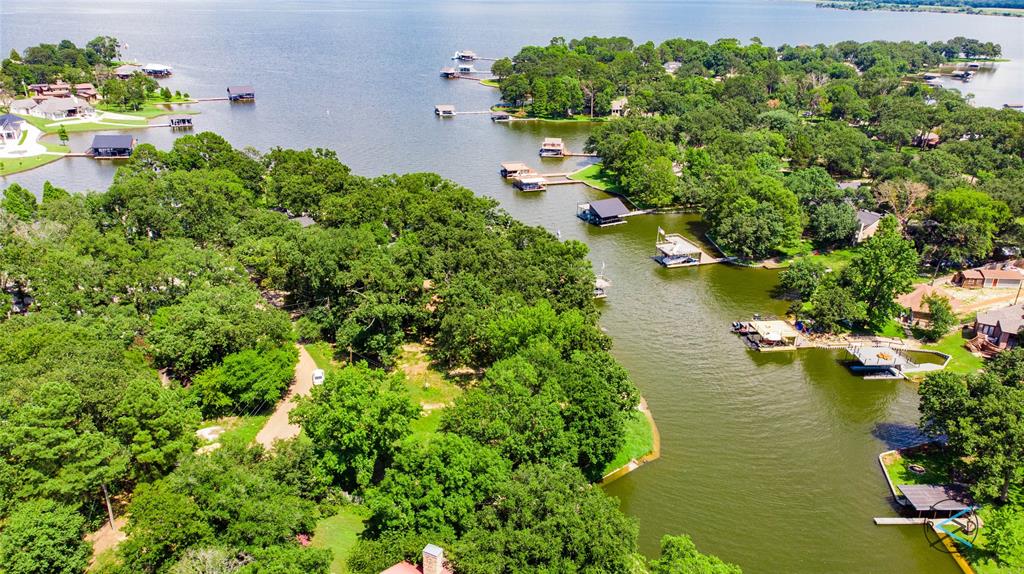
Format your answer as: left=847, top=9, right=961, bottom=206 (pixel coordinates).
left=897, top=484, right=973, bottom=518
left=499, top=162, right=535, bottom=179
left=434, top=104, right=456, bottom=117
left=512, top=176, right=547, bottom=192
left=89, top=134, right=136, bottom=158
left=654, top=228, right=703, bottom=267
left=539, top=137, right=565, bottom=157
left=576, top=198, right=629, bottom=227
left=439, top=67, right=459, bottom=79
left=168, top=115, right=194, bottom=129
left=227, top=85, right=256, bottom=101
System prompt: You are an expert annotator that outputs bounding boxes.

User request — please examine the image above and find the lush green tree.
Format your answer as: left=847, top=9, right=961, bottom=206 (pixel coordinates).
left=190, top=346, right=297, bottom=417
left=649, top=534, right=742, bottom=574
left=147, top=285, right=291, bottom=377
left=777, top=258, right=827, bottom=300
left=919, top=369, right=1024, bottom=502
left=843, top=216, right=919, bottom=326
left=238, top=545, right=332, bottom=574
left=809, top=202, right=858, bottom=246
left=453, top=464, right=639, bottom=574
left=110, top=379, right=199, bottom=482
left=365, top=434, right=510, bottom=538
left=0, top=499, right=91, bottom=574
left=119, top=481, right=214, bottom=574
left=292, top=364, right=419, bottom=491
left=985, top=502, right=1024, bottom=568
left=490, top=57, right=514, bottom=79
left=1, top=183, right=37, bottom=221
left=918, top=294, right=956, bottom=343
left=927, top=188, right=1011, bottom=263
left=0, top=381, right=127, bottom=515
left=808, top=275, right=866, bottom=332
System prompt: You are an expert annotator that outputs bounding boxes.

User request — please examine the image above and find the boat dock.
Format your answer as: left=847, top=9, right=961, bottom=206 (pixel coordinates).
left=874, top=517, right=929, bottom=525
left=653, top=227, right=726, bottom=268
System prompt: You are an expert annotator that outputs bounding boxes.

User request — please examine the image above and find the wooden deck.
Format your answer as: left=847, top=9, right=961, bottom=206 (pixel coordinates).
left=874, top=517, right=929, bottom=525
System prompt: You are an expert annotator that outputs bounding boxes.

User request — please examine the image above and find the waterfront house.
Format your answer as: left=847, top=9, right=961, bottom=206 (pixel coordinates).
left=654, top=228, right=703, bottom=268
left=30, top=97, right=94, bottom=120
left=142, top=63, right=173, bottom=77
left=610, top=97, right=628, bottom=117
left=897, top=284, right=964, bottom=323
left=953, top=267, right=1024, bottom=289
left=974, top=303, right=1024, bottom=348
left=168, top=115, right=194, bottom=128
left=576, top=198, right=629, bottom=227
left=539, top=137, right=565, bottom=157
left=915, top=131, right=941, bottom=148
left=10, top=98, right=37, bottom=115
left=380, top=544, right=450, bottom=574
left=439, top=67, right=459, bottom=79
left=114, top=64, right=140, bottom=79
left=434, top=104, right=456, bottom=117
left=0, top=114, right=25, bottom=144
left=855, top=209, right=883, bottom=243
left=512, top=176, right=547, bottom=192
left=499, top=162, right=535, bottom=179
left=664, top=61, right=682, bottom=75
left=89, top=134, right=136, bottom=158
left=227, top=85, right=256, bottom=101
left=73, top=83, right=99, bottom=101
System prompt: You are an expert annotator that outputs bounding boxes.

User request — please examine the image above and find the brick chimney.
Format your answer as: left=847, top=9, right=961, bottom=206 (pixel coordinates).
left=422, top=544, right=444, bottom=574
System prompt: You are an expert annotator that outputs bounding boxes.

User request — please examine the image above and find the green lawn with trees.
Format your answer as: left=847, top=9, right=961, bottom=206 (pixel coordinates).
left=0, top=132, right=738, bottom=574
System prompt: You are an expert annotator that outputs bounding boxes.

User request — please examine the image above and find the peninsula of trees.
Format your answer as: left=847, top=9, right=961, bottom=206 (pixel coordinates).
left=0, top=133, right=739, bottom=574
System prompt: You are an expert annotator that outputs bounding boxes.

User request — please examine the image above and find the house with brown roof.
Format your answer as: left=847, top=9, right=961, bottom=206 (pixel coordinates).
left=974, top=303, right=1024, bottom=348
left=897, top=284, right=964, bottom=323
left=953, top=267, right=1024, bottom=289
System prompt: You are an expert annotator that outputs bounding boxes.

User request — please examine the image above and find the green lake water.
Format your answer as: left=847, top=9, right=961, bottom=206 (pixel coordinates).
left=5, top=1, right=1023, bottom=571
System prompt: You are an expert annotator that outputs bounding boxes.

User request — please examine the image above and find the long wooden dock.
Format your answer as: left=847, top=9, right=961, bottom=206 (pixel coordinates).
left=874, top=517, right=929, bottom=525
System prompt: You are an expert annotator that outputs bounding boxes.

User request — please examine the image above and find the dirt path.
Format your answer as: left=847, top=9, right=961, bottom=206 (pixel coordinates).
left=254, top=344, right=317, bottom=449
left=86, top=517, right=126, bottom=565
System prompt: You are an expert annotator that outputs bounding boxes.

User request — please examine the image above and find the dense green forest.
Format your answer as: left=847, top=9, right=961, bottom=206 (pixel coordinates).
left=0, top=133, right=740, bottom=574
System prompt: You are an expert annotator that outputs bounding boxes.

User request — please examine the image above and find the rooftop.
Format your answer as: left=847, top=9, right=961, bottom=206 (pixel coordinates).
left=896, top=284, right=965, bottom=314
left=91, top=134, right=135, bottom=149
left=542, top=137, right=564, bottom=145
left=227, top=85, right=255, bottom=93
left=749, top=320, right=798, bottom=342
left=976, top=303, right=1024, bottom=332
left=435, top=104, right=455, bottom=113
left=588, top=197, right=629, bottom=219
left=35, top=97, right=88, bottom=113
left=0, top=113, right=25, bottom=127
left=898, top=484, right=971, bottom=513
left=656, top=233, right=702, bottom=257
left=501, top=162, right=531, bottom=171
left=856, top=209, right=883, bottom=228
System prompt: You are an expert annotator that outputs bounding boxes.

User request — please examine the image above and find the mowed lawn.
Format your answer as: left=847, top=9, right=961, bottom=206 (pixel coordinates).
left=924, top=331, right=985, bottom=375
left=312, top=505, right=368, bottom=574
left=601, top=410, right=655, bottom=477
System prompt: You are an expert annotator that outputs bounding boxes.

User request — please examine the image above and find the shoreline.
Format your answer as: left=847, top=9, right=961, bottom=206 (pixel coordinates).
left=599, top=397, right=661, bottom=485
left=816, top=1, right=1024, bottom=18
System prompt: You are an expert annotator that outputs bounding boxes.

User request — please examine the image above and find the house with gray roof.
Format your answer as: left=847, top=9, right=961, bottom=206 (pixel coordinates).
left=0, top=114, right=25, bottom=144
left=855, top=209, right=883, bottom=243
left=29, top=96, right=94, bottom=120
left=975, top=303, right=1024, bottom=348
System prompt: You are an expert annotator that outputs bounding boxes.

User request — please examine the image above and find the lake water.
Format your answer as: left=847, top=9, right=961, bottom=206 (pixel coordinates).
left=3, top=1, right=1022, bottom=572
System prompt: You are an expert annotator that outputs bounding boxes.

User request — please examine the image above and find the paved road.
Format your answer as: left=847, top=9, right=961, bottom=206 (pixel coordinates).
left=254, top=344, right=317, bottom=449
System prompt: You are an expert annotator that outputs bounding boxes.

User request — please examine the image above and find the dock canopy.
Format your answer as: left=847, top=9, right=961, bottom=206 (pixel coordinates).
left=142, top=63, right=172, bottom=76
left=168, top=115, right=193, bottom=126
left=434, top=104, right=456, bottom=116
left=899, top=484, right=971, bottom=514
left=590, top=198, right=629, bottom=219
left=500, top=162, right=533, bottom=178
left=227, top=85, right=256, bottom=100
left=89, top=134, right=136, bottom=157
left=749, top=320, right=798, bottom=343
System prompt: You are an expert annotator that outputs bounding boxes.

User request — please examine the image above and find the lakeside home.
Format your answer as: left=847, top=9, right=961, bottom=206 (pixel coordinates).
left=855, top=209, right=883, bottom=243
left=610, top=97, right=628, bottom=117
left=0, top=114, right=25, bottom=144
left=227, top=85, right=256, bottom=101
left=576, top=198, right=629, bottom=227
left=952, top=267, right=1024, bottom=289
left=973, top=303, right=1024, bottom=349
left=539, top=137, right=565, bottom=157
left=88, top=134, right=136, bottom=158
left=27, top=97, right=94, bottom=120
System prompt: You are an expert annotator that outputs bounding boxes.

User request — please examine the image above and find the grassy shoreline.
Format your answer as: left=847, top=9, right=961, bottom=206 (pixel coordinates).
left=0, top=142, right=69, bottom=175
left=816, top=1, right=1024, bottom=18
